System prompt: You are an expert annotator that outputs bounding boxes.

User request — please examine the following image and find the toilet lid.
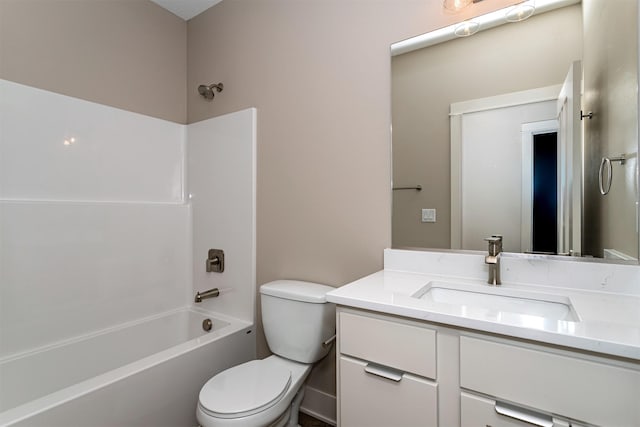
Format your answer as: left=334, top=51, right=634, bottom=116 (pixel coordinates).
left=199, top=359, right=292, bottom=419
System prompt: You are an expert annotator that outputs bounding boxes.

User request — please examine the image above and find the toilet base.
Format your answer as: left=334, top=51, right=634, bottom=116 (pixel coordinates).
left=266, top=386, right=305, bottom=427
left=284, top=386, right=305, bottom=427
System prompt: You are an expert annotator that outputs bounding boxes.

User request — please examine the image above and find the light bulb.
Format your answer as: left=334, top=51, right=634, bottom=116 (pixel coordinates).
left=454, top=20, right=480, bottom=37
left=443, top=0, right=473, bottom=13
left=505, top=2, right=535, bottom=22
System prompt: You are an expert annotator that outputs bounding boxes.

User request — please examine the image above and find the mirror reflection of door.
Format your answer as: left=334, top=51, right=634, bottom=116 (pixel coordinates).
left=451, top=86, right=559, bottom=253
left=451, top=61, right=582, bottom=255
left=556, top=60, right=582, bottom=257
left=521, top=120, right=559, bottom=254
left=533, top=131, right=558, bottom=253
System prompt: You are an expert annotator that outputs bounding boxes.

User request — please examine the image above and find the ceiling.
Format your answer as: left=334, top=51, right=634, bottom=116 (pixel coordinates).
left=150, top=0, right=222, bottom=20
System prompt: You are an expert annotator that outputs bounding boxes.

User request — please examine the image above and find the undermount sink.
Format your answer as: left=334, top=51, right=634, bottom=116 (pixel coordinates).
left=411, top=281, right=579, bottom=323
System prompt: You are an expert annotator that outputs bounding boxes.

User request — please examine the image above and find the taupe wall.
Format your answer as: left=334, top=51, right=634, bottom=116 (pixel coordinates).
left=582, top=0, right=639, bottom=259
left=1, top=0, right=522, bottom=408
left=187, top=0, right=520, bottom=396
left=392, top=5, right=583, bottom=249
left=0, top=0, right=187, bottom=123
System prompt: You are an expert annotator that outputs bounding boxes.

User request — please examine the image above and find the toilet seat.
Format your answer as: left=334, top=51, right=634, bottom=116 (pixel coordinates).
left=199, top=359, right=292, bottom=419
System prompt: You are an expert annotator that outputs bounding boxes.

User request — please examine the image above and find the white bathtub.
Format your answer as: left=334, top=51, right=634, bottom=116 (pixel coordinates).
left=0, top=308, right=255, bottom=427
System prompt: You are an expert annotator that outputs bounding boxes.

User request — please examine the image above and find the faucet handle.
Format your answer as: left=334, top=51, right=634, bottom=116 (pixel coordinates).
left=484, top=236, right=502, bottom=255
left=490, top=234, right=503, bottom=251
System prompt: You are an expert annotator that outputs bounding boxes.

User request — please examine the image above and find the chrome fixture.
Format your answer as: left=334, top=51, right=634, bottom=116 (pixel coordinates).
left=195, top=288, right=220, bottom=303
left=598, top=154, right=630, bottom=195
left=206, top=249, right=225, bottom=273
left=198, top=83, right=223, bottom=100
left=484, top=235, right=502, bottom=285
left=581, top=110, right=594, bottom=120
left=202, top=318, right=213, bottom=332
left=322, top=334, right=337, bottom=349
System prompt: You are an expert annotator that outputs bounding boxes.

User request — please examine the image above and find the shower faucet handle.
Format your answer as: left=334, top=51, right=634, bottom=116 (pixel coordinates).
left=206, top=249, right=225, bottom=273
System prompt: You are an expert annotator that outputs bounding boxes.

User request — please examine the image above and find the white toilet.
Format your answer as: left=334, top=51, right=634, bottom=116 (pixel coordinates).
left=196, top=280, right=336, bottom=427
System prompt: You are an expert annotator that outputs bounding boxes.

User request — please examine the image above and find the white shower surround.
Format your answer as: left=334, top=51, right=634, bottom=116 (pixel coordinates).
left=0, top=80, right=257, bottom=426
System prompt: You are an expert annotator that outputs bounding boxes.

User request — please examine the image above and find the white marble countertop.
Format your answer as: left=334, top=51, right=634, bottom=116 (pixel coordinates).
left=327, top=268, right=640, bottom=360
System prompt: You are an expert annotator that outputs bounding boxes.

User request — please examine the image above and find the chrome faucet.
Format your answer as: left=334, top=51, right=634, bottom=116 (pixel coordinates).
left=484, top=235, right=502, bottom=285
left=195, top=287, right=220, bottom=303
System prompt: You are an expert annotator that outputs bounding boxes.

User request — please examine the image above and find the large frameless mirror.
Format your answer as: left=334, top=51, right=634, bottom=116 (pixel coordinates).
left=391, top=0, right=639, bottom=263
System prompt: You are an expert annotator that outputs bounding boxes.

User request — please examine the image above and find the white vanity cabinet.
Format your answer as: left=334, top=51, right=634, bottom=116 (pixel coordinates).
left=336, top=307, right=640, bottom=427
left=459, top=336, right=640, bottom=427
left=337, top=310, right=439, bottom=426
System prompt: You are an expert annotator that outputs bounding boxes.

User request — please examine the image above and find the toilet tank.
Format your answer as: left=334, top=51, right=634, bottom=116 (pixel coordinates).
left=260, top=280, right=336, bottom=364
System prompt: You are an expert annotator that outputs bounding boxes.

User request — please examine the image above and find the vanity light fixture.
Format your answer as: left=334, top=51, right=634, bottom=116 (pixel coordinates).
left=392, top=0, right=578, bottom=56
left=505, top=0, right=536, bottom=22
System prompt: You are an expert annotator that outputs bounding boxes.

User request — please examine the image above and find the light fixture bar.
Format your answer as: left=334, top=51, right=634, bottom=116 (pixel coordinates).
left=391, top=0, right=580, bottom=56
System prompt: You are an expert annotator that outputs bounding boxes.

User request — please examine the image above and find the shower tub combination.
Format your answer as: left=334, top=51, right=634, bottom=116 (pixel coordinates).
left=0, top=308, right=255, bottom=427
left=1, top=80, right=258, bottom=427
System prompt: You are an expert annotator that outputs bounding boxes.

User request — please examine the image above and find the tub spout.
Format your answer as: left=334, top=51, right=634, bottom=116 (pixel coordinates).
left=195, top=288, right=220, bottom=303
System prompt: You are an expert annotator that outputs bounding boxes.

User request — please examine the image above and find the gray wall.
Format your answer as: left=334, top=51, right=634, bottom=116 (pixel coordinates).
left=0, top=0, right=187, bottom=123
left=392, top=5, right=583, bottom=249
left=582, top=0, right=639, bottom=259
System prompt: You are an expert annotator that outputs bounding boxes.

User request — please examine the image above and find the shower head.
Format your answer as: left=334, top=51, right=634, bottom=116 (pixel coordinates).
left=198, top=83, right=224, bottom=100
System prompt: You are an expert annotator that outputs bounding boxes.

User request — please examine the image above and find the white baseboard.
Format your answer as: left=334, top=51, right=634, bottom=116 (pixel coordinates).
left=299, top=385, right=336, bottom=426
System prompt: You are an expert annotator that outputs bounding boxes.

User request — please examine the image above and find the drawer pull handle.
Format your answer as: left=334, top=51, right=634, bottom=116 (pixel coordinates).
left=495, top=402, right=553, bottom=427
left=364, top=363, right=404, bottom=382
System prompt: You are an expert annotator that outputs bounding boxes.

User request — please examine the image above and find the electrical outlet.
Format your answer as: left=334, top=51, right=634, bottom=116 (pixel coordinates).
left=421, top=209, right=436, bottom=223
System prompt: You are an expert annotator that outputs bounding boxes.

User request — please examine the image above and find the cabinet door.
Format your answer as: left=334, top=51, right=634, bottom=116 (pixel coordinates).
left=461, top=392, right=574, bottom=427
left=339, top=356, right=437, bottom=427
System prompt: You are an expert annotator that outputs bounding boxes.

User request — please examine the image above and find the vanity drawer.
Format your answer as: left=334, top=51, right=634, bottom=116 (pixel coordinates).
left=339, top=311, right=436, bottom=379
left=461, top=391, right=572, bottom=427
left=339, top=355, right=437, bottom=427
left=460, top=336, right=640, bottom=426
